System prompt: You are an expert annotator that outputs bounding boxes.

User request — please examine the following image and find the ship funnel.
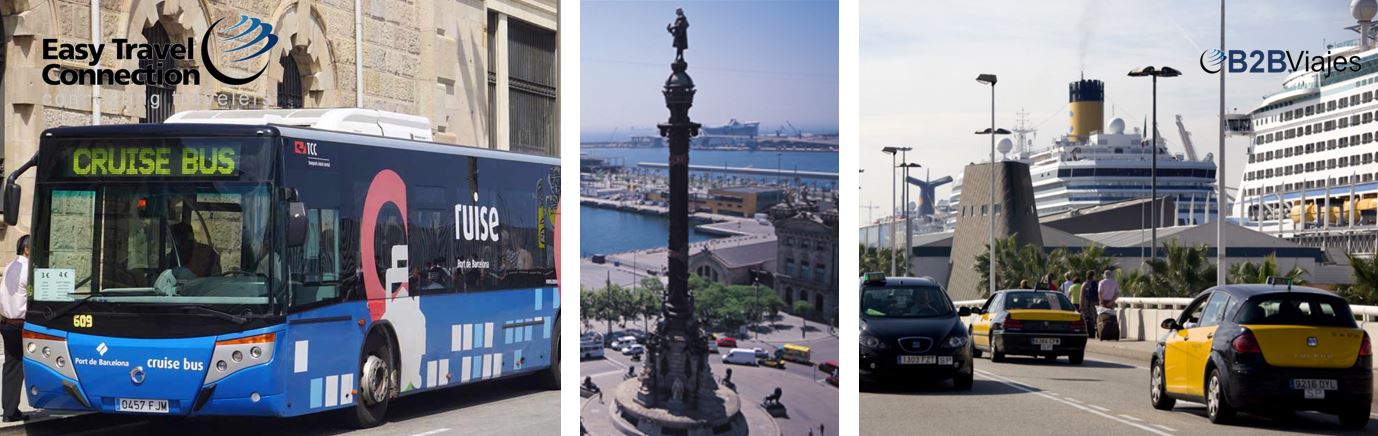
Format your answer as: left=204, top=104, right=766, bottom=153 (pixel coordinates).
left=1069, top=78, right=1104, bottom=143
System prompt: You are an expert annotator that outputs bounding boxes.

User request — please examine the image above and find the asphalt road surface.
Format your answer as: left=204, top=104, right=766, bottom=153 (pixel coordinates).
left=860, top=350, right=1377, bottom=435
left=582, top=335, right=838, bottom=436
left=2, top=375, right=557, bottom=436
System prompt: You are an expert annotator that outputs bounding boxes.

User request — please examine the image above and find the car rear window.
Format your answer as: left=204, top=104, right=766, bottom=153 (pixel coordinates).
left=861, top=285, right=954, bottom=318
left=1003, top=291, right=1076, bottom=311
left=1235, top=294, right=1357, bottom=328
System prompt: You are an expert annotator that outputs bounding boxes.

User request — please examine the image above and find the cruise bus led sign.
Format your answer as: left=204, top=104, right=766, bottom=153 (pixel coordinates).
left=66, top=145, right=239, bottom=177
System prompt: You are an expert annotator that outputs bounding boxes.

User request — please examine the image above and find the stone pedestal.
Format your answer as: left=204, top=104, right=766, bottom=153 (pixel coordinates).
left=612, top=379, right=745, bottom=436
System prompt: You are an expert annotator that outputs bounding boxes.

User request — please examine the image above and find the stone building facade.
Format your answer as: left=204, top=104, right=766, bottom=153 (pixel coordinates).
left=947, top=161, right=1043, bottom=300
left=770, top=200, right=838, bottom=323
left=0, top=0, right=557, bottom=264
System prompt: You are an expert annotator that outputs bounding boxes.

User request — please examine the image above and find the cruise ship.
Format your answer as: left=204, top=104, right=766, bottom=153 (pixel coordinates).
left=949, top=78, right=1220, bottom=226
left=1232, top=1, right=1378, bottom=254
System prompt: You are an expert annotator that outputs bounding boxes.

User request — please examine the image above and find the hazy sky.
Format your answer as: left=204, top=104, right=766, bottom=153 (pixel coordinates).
left=581, top=0, right=840, bottom=142
left=859, top=0, right=1358, bottom=220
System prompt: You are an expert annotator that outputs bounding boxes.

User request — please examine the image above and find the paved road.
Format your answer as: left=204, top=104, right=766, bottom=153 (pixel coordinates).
left=2, top=375, right=556, bottom=436
left=860, top=350, right=1377, bottom=435
left=582, top=335, right=837, bottom=436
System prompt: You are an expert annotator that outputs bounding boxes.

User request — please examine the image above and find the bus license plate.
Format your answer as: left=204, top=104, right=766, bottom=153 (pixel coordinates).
left=117, top=398, right=169, bottom=413
left=1291, top=379, right=1337, bottom=391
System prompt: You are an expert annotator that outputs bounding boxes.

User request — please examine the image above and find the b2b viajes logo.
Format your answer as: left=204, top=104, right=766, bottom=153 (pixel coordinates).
left=41, top=14, right=279, bottom=86
left=1199, top=48, right=1361, bottom=77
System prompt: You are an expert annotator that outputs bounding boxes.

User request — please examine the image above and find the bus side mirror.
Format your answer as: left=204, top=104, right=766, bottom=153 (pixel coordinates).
left=3, top=183, right=21, bottom=226
left=286, top=202, right=307, bottom=247
left=958, top=307, right=972, bottom=317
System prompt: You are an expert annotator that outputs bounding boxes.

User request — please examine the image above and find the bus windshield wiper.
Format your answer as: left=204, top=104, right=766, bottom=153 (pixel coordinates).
left=180, top=305, right=248, bottom=325
left=43, top=288, right=163, bottom=322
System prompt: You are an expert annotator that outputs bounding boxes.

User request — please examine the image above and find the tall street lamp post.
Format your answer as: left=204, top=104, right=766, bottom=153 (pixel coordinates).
left=881, top=146, right=910, bottom=276
left=899, top=162, right=923, bottom=276
left=1128, top=66, right=1181, bottom=265
left=976, top=74, right=998, bottom=296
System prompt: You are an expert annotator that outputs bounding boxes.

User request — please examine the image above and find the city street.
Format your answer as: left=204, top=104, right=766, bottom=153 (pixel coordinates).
left=1, top=376, right=557, bottom=436
left=860, top=349, right=1377, bottom=435
left=581, top=319, right=838, bottom=436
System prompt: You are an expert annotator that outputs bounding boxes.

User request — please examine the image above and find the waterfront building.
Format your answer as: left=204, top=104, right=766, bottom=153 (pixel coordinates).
left=689, top=240, right=777, bottom=286
left=707, top=186, right=785, bottom=217
left=771, top=199, right=839, bottom=322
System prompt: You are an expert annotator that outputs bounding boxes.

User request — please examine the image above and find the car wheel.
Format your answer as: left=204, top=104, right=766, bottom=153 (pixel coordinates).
left=953, top=370, right=974, bottom=391
left=1068, top=351, right=1084, bottom=365
left=1149, top=359, right=1175, bottom=410
left=1206, top=368, right=1235, bottom=424
left=1338, top=402, right=1371, bottom=429
left=990, top=335, right=1005, bottom=363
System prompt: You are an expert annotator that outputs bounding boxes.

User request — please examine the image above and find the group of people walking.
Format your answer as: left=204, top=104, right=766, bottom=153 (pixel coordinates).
left=1019, top=269, right=1121, bottom=340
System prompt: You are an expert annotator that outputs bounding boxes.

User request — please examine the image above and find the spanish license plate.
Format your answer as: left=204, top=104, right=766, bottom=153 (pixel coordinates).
left=1032, top=337, right=1060, bottom=350
left=117, top=398, right=169, bottom=413
left=899, top=355, right=935, bottom=365
left=1291, top=379, right=1338, bottom=391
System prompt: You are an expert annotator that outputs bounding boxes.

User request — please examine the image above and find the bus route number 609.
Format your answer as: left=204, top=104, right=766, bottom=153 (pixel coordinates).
left=73, top=314, right=93, bottom=328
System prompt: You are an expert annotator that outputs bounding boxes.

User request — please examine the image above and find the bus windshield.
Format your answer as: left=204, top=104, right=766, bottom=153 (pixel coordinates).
left=32, top=181, right=275, bottom=311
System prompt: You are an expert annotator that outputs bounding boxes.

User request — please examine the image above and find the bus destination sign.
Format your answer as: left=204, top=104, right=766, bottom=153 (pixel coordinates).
left=66, top=145, right=239, bottom=178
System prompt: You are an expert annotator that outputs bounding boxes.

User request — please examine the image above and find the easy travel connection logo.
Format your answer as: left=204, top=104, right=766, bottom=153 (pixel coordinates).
left=41, top=15, right=279, bottom=86
left=1200, top=48, right=1361, bottom=77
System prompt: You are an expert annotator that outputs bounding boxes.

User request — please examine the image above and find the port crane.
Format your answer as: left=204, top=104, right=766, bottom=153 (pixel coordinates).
left=1175, top=114, right=1200, bottom=161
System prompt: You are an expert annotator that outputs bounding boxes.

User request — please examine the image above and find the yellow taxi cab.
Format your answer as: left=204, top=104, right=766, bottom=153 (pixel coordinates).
left=970, top=289, right=1088, bottom=364
left=1149, top=281, right=1372, bottom=429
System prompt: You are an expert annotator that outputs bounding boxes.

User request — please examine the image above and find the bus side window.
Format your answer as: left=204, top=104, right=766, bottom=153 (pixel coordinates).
left=291, top=208, right=341, bottom=306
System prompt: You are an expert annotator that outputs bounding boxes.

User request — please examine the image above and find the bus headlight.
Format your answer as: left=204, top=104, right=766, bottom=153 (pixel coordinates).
left=22, top=331, right=77, bottom=381
left=203, top=332, right=276, bottom=385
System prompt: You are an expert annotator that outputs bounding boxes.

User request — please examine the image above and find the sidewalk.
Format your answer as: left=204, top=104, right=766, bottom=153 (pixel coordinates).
left=1084, top=340, right=1378, bottom=406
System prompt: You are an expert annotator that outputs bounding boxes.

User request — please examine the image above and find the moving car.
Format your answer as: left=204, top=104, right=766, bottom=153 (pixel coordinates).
left=858, top=273, right=974, bottom=390
left=621, top=344, right=646, bottom=357
left=758, top=348, right=787, bottom=369
left=1149, top=282, right=1372, bottom=428
left=722, top=348, right=759, bottom=366
left=707, top=338, right=720, bottom=353
left=716, top=336, right=739, bottom=348
left=610, top=335, right=638, bottom=350
left=970, top=289, right=1087, bottom=364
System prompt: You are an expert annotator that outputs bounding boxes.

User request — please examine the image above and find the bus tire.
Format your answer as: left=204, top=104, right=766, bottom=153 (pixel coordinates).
left=351, top=331, right=394, bottom=429
left=538, top=316, right=560, bottom=390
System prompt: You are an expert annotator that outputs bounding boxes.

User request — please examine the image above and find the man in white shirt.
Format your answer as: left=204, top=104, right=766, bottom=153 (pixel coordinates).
left=1097, top=269, right=1121, bottom=308
left=0, top=235, right=29, bottom=422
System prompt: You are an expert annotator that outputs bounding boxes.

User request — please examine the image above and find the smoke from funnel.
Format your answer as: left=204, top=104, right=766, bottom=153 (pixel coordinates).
left=1077, top=0, right=1103, bottom=72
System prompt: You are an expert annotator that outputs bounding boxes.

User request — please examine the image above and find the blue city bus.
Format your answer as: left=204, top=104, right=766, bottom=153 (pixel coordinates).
left=2, top=110, right=560, bottom=427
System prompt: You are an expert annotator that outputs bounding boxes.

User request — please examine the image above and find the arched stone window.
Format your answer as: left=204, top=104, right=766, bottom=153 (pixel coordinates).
left=277, top=55, right=304, bottom=109
left=142, top=22, right=176, bottom=123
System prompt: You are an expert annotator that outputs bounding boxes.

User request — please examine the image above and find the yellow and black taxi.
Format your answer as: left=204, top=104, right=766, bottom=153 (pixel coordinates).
left=859, top=273, right=974, bottom=389
left=1149, top=281, right=1372, bottom=429
left=970, top=289, right=1088, bottom=364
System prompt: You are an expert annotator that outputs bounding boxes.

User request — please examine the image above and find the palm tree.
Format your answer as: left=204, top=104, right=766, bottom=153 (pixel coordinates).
left=1132, top=240, right=1216, bottom=298
left=974, top=234, right=1052, bottom=297
left=859, top=245, right=905, bottom=275
left=1228, top=254, right=1308, bottom=285
left=1336, top=253, right=1378, bottom=305
left=1051, top=243, right=1117, bottom=276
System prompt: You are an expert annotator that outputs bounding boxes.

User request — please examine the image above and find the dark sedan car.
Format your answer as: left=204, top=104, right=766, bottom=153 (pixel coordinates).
left=859, top=273, right=974, bottom=390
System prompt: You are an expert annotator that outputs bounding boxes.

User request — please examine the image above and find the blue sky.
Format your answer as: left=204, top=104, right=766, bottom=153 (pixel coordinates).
left=581, top=0, right=839, bottom=142
left=859, top=0, right=1359, bottom=217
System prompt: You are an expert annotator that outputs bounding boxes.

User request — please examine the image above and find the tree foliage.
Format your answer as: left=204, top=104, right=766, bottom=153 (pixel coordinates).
left=972, top=235, right=1116, bottom=298
left=1335, top=253, right=1378, bottom=305
left=691, top=274, right=786, bottom=331
left=859, top=244, right=905, bottom=275
left=1227, top=254, right=1308, bottom=285
left=1122, top=240, right=1216, bottom=298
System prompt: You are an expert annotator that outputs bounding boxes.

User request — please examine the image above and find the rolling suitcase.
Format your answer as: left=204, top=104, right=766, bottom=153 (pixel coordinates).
left=1096, top=311, right=1119, bottom=341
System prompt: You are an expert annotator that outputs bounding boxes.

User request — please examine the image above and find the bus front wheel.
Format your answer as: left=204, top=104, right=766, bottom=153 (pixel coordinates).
left=351, top=332, right=394, bottom=428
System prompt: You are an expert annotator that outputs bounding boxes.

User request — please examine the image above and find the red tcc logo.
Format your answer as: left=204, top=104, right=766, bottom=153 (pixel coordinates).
left=293, top=140, right=307, bottom=155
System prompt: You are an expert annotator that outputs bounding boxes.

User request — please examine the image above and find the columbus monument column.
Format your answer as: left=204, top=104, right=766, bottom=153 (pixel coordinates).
left=611, top=8, right=748, bottom=436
